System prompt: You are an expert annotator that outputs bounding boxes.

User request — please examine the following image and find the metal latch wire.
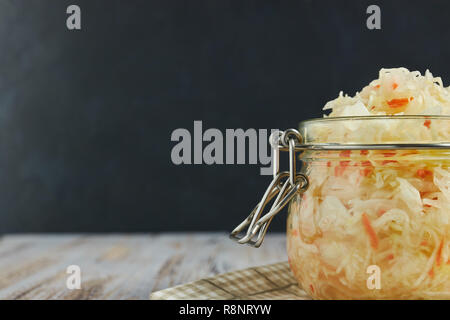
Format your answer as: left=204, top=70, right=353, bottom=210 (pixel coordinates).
left=229, top=129, right=309, bottom=247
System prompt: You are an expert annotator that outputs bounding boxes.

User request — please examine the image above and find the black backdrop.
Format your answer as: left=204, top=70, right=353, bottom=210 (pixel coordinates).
left=1, top=0, right=449, bottom=233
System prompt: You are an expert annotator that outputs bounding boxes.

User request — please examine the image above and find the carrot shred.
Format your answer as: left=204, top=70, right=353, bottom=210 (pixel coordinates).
left=374, top=84, right=380, bottom=89
left=436, top=239, right=444, bottom=266
left=360, top=150, right=369, bottom=156
left=360, top=161, right=373, bottom=176
left=382, top=160, right=398, bottom=165
left=403, top=150, right=419, bottom=156
left=424, top=119, right=431, bottom=129
left=392, top=83, right=398, bottom=90
left=387, top=98, right=409, bottom=108
left=428, top=268, right=435, bottom=278
left=362, top=213, right=378, bottom=250
left=377, top=209, right=387, bottom=217
left=339, top=150, right=351, bottom=158
left=360, top=168, right=373, bottom=177
left=361, top=161, right=372, bottom=167
left=382, top=152, right=396, bottom=157
left=386, top=254, right=395, bottom=260
left=416, top=169, right=433, bottom=179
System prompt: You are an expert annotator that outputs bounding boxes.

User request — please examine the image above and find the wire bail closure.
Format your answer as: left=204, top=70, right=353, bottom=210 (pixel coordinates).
left=229, top=129, right=309, bottom=247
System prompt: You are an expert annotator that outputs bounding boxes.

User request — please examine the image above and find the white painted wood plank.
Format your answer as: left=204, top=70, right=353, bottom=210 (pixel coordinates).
left=0, top=233, right=287, bottom=300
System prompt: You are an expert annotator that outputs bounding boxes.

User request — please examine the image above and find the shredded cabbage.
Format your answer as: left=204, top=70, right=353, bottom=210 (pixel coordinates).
left=324, top=68, right=450, bottom=117
left=287, top=68, right=450, bottom=299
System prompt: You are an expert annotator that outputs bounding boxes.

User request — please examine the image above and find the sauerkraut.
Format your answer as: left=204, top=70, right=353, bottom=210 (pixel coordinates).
left=287, top=68, right=450, bottom=299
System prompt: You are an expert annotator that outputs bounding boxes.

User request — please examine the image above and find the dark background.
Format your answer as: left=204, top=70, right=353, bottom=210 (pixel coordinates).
left=0, top=0, right=449, bottom=233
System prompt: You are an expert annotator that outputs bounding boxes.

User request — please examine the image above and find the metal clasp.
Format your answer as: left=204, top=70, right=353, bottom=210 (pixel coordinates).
left=230, top=129, right=309, bottom=247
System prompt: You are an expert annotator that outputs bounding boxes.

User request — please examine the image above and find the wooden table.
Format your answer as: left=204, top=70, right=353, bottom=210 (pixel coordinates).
left=0, top=233, right=286, bottom=299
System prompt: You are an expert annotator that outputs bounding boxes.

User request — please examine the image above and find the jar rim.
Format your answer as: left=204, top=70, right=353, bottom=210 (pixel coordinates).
left=299, top=115, right=450, bottom=127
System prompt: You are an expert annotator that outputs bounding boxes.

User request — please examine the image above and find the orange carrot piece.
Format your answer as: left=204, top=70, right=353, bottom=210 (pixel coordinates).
left=382, top=152, right=396, bottom=157
left=360, top=167, right=373, bottom=177
left=339, top=150, right=351, bottom=158
left=335, top=161, right=350, bottom=176
left=361, top=161, right=372, bottom=167
left=360, top=150, right=369, bottom=156
left=402, top=150, right=419, bottom=156
left=362, top=213, right=378, bottom=250
left=436, top=239, right=444, bottom=266
left=387, top=98, right=409, bottom=108
left=424, top=119, right=431, bottom=129
left=392, top=83, right=398, bottom=90
left=360, top=161, right=373, bottom=176
left=416, top=169, right=433, bottom=179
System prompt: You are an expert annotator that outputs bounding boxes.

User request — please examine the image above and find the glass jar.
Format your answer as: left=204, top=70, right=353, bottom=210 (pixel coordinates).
left=232, top=116, right=450, bottom=300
